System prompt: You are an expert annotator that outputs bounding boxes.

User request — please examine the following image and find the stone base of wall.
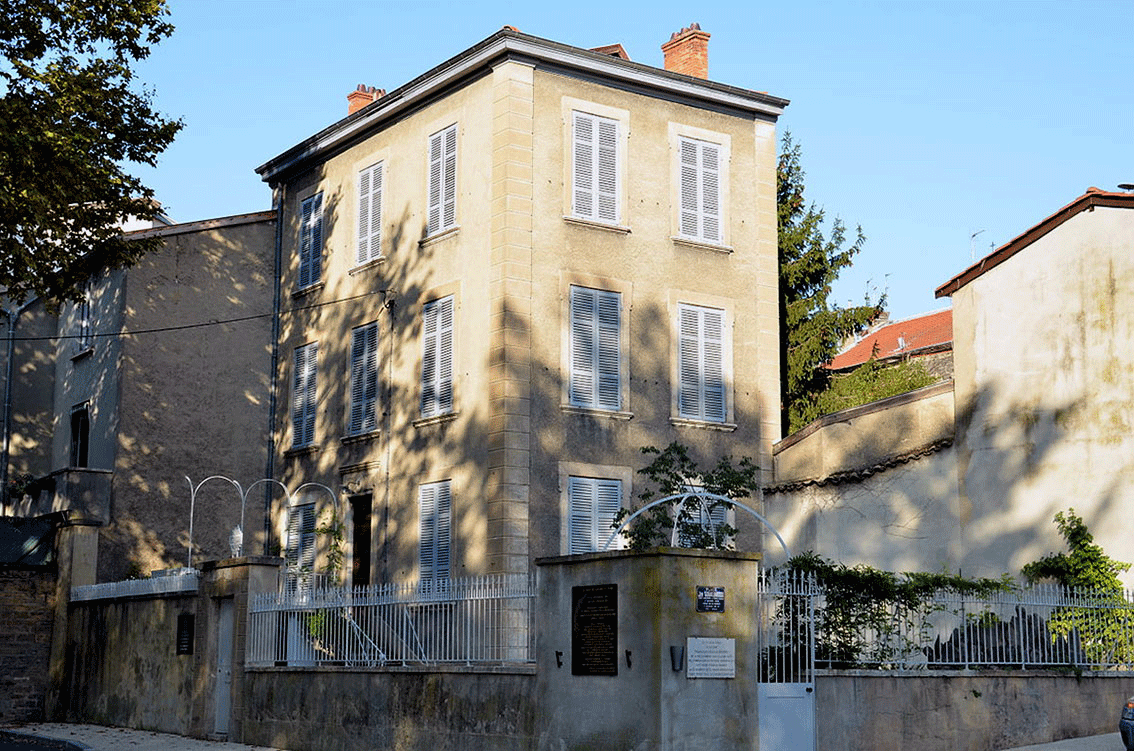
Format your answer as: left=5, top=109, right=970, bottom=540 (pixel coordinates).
left=817, top=670, right=1129, bottom=751
left=0, top=568, right=56, bottom=722
left=243, top=667, right=536, bottom=751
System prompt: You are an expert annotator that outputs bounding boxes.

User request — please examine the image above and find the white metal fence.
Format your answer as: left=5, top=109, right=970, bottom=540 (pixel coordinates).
left=810, top=583, right=1134, bottom=670
left=247, top=573, right=535, bottom=667
left=72, top=568, right=200, bottom=601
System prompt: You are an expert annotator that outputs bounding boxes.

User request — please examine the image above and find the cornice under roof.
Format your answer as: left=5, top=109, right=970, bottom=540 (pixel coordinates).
left=936, top=189, right=1134, bottom=298
left=255, top=27, right=789, bottom=183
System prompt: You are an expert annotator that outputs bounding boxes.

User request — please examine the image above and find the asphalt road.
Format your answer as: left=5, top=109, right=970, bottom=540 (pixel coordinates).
left=2, top=724, right=1125, bottom=750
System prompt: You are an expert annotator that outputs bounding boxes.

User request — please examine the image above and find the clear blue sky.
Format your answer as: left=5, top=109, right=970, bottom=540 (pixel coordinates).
left=134, top=0, right=1132, bottom=321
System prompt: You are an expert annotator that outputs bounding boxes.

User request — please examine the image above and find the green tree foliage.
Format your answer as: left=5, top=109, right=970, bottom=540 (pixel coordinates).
left=614, top=442, right=761, bottom=551
left=1022, top=509, right=1134, bottom=666
left=788, top=552, right=1011, bottom=668
left=1022, top=508, right=1130, bottom=590
left=778, top=132, right=881, bottom=435
left=0, top=0, right=182, bottom=304
left=806, top=358, right=936, bottom=423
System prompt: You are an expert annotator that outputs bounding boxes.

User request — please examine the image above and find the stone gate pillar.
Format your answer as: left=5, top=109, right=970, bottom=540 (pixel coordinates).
left=536, top=548, right=763, bottom=750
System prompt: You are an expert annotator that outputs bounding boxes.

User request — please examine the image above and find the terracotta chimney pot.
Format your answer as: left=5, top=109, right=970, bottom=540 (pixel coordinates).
left=661, top=23, right=710, bottom=79
left=347, top=84, right=385, bottom=116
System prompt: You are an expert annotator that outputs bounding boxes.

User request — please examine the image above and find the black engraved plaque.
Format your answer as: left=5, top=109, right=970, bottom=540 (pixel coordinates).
left=571, top=584, right=617, bottom=676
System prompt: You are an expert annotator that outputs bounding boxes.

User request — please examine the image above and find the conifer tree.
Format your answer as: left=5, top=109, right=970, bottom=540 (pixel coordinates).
left=778, top=133, right=880, bottom=434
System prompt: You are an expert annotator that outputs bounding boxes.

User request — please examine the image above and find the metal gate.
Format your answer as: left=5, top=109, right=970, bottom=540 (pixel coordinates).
left=756, top=568, right=817, bottom=751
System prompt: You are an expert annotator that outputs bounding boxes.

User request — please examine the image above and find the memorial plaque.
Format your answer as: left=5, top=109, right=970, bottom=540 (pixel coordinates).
left=176, top=613, right=195, bottom=655
left=696, top=585, right=725, bottom=613
left=571, top=584, right=618, bottom=675
left=686, top=636, right=735, bottom=678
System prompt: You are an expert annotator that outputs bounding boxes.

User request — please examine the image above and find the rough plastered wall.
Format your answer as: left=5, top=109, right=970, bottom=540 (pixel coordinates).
left=766, top=383, right=961, bottom=573
left=816, top=671, right=1128, bottom=751
left=951, top=205, right=1134, bottom=582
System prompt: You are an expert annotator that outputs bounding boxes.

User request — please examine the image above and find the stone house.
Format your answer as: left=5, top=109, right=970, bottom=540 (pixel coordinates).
left=1, top=212, right=276, bottom=581
left=826, top=307, right=954, bottom=382
left=766, top=187, right=1134, bottom=583
left=253, top=25, right=788, bottom=585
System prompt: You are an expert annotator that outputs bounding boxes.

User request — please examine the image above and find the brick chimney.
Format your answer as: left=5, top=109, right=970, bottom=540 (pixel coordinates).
left=347, top=84, right=385, bottom=115
left=661, top=23, right=710, bottom=79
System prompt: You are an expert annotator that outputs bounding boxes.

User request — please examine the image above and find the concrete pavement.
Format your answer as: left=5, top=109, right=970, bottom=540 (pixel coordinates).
left=1, top=725, right=286, bottom=751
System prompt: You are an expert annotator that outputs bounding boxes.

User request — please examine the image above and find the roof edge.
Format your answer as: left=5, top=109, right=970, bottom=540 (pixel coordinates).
left=936, top=189, right=1134, bottom=298
left=255, top=27, right=789, bottom=183
left=123, top=210, right=276, bottom=241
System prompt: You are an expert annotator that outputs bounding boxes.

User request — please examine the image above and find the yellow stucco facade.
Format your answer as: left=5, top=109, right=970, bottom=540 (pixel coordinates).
left=259, top=29, right=786, bottom=583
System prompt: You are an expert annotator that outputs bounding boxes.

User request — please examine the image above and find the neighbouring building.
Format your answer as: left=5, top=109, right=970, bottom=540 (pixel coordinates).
left=766, top=187, right=1134, bottom=583
left=2, top=212, right=276, bottom=581
left=826, top=307, right=953, bottom=382
left=254, top=24, right=788, bottom=585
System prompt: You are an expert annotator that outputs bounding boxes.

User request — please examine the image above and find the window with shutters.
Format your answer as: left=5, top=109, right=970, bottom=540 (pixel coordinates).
left=74, top=282, right=93, bottom=353
left=677, top=303, right=727, bottom=423
left=675, top=486, right=733, bottom=548
left=356, top=161, right=383, bottom=266
left=286, top=503, right=317, bottom=572
left=568, top=286, right=621, bottom=411
left=567, top=476, right=624, bottom=554
left=420, top=296, right=454, bottom=418
left=571, top=111, right=620, bottom=224
left=419, top=480, right=451, bottom=583
left=348, top=322, right=379, bottom=436
left=426, top=124, right=458, bottom=236
left=298, top=192, right=324, bottom=289
left=291, top=343, right=318, bottom=448
left=678, top=137, right=722, bottom=244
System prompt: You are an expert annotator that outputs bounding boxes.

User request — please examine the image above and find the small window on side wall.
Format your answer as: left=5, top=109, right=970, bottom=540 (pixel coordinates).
left=70, top=405, right=89, bottom=468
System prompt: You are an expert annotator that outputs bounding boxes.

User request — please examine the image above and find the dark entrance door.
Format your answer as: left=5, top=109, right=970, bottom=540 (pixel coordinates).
left=350, top=493, right=372, bottom=588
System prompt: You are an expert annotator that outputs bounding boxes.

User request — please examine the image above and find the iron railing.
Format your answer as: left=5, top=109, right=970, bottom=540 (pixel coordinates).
left=810, top=583, right=1134, bottom=670
left=71, top=568, right=200, bottom=602
left=247, top=573, right=536, bottom=667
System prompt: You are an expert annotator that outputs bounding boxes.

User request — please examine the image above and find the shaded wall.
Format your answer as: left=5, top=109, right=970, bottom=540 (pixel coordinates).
left=57, top=557, right=280, bottom=739
left=0, top=567, right=56, bottom=721
left=766, top=383, right=960, bottom=572
left=244, top=668, right=536, bottom=751
left=816, top=671, right=1130, bottom=751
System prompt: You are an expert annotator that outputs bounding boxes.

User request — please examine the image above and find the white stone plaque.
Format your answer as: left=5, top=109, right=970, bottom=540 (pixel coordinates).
left=685, top=636, right=735, bottom=679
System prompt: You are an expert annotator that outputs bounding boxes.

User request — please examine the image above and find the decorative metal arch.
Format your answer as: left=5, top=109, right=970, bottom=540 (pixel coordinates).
left=183, top=475, right=340, bottom=568
left=599, top=491, right=793, bottom=560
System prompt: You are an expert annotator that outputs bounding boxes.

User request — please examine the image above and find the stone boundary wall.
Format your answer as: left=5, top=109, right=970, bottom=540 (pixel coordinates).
left=0, top=567, right=56, bottom=722
left=817, top=670, right=1132, bottom=750
left=243, top=667, right=537, bottom=751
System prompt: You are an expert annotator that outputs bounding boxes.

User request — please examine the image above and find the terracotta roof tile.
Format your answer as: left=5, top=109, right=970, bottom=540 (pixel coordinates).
left=827, top=308, right=952, bottom=371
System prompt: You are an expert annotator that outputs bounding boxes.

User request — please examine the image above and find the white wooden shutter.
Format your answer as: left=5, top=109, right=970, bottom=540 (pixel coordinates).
left=678, top=305, right=726, bottom=422
left=299, top=193, right=323, bottom=287
left=569, top=287, right=621, bottom=410
left=292, top=343, right=317, bottom=447
left=357, top=162, right=383, bottom=265
left=572, top=112, right=619, bottom=223
left=568, top=477, right=623, bottom=554
left=419, top=481, right=452, bottom=582
left=421, top=296, right=454, bottom=418
left=287, top=504, right=316, bottom=570
left=349, top=323, right=379, bottom=435
left=678, top=138, right=722, bottom=243
left=427, top=125, right=457, bottom=235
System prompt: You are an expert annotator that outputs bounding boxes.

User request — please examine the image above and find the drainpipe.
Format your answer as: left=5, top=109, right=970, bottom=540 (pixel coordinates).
left=264, top=183, right=285, bottom=554
left=1, top=299, right=36, bottom=514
